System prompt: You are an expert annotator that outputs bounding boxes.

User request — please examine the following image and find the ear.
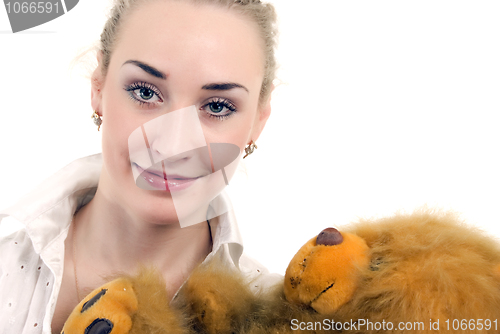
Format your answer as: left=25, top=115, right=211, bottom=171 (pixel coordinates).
left=250, top=85, right=273, bottom=143
left=91, top=51, right=105, bottom=115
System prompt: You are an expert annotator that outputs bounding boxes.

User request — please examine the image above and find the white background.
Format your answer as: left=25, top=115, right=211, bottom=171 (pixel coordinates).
left=1, top=1, right=499, bottom=274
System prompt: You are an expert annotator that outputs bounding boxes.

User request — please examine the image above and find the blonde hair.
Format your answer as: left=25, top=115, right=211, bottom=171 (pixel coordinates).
left=99, top=0, right=278, bottom=104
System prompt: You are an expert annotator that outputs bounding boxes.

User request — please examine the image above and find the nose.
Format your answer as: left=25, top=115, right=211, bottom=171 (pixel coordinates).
left=147, top=105, right=207, bottom=162
left=316, top=228, right=343, bottom=246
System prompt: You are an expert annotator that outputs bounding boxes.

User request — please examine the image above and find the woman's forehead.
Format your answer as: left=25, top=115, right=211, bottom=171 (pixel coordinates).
left=110, top=1, right=265, bottom=86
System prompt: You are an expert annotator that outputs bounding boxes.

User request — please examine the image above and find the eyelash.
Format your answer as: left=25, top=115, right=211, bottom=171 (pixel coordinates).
left=201, top=97, right=237, bottom=121
left=124, top=82, right=163, bottom=107
left=124, top=82, right=237, bottom=120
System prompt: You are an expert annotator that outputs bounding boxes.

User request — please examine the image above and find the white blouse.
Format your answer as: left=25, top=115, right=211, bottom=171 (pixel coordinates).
left=0, top=154, right=281, bottom=334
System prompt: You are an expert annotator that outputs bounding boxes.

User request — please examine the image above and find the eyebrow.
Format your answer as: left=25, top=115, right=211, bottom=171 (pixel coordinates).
left=202, top=82, right=249, bottom=93
left=122, top=60, right=166, bottom=79
left=122, top=60, right=248, bottom=93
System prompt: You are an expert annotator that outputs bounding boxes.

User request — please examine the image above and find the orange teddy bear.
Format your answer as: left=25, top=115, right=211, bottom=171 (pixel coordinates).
left=62, top=210, right=500, bottom=333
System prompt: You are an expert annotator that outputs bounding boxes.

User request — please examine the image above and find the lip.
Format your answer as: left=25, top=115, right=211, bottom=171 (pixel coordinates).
left=134, top=163, right=201, bottom=192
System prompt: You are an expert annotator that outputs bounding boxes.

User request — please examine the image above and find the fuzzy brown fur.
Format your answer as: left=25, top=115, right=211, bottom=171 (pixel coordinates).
left=62, top=210, right=500, bottom=334
left=176, top=257, right=337, bottom=334
left=332, top=210, right=500, bottom=333
left=127, top=268, right=189, bottom=334
left=186, top=210, right=500, bottom=333
left=174, top=258, right=258, bottom=334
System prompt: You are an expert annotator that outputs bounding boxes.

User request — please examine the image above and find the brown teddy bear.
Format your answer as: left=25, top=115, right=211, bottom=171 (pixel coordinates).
left=61, top=210, right=500, bottom=334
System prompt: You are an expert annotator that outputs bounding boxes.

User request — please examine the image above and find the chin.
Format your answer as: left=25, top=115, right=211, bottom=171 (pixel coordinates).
left=124, top=190, right=178, bottom=225
left=130, top=196, right=205, bottom=228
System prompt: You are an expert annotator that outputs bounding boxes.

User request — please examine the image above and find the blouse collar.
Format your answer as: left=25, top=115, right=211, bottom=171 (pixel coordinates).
left=0, top=154, right=244, bottom=268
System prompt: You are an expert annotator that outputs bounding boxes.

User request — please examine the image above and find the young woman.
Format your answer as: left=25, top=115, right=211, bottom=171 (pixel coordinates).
left=0, top=0, right=279, bottom=333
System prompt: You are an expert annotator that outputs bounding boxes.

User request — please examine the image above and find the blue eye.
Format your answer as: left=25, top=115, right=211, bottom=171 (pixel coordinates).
left=202, top=98, right=237, bottom=120
left=209, top=102, right=225, bottom=113
left=139, top=88, right=154, bottom=100
left=124, top=82, right=163, bottom=106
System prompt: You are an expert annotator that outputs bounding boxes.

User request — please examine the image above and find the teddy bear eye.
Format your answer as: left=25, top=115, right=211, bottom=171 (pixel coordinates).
left=85, top=318, right=114, bottom=334
left=81, top=289, right=108, bottom=313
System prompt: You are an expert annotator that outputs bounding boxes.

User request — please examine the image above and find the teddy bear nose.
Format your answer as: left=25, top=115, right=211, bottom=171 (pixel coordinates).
left=316, top=228, right=343, bottom=246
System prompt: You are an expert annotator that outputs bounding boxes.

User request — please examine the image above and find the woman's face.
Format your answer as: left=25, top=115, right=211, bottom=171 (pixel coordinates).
left=91, top=1, right=270, bottom=225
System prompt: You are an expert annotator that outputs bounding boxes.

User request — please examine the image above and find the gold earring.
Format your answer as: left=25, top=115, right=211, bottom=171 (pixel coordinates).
left=243, top=140, right=257, bottom=159
left=92, top=110, right=102, bottom=131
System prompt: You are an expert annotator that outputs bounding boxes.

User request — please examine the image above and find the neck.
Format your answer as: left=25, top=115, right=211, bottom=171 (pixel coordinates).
left=72, top=187, right=212, bottom=298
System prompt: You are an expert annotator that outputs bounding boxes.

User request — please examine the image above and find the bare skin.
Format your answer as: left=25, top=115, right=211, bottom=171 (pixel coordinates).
left=51, top=201, right=211, bottom=333
left=51, top=1, right=271, bottom=333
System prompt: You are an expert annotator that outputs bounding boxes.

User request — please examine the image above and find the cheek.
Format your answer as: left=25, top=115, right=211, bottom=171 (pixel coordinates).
left=202, top=109, right=257, bottom=152
left=204, top=122, right=251, bottom=154
left=101, top=91, right=141, bottom=173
